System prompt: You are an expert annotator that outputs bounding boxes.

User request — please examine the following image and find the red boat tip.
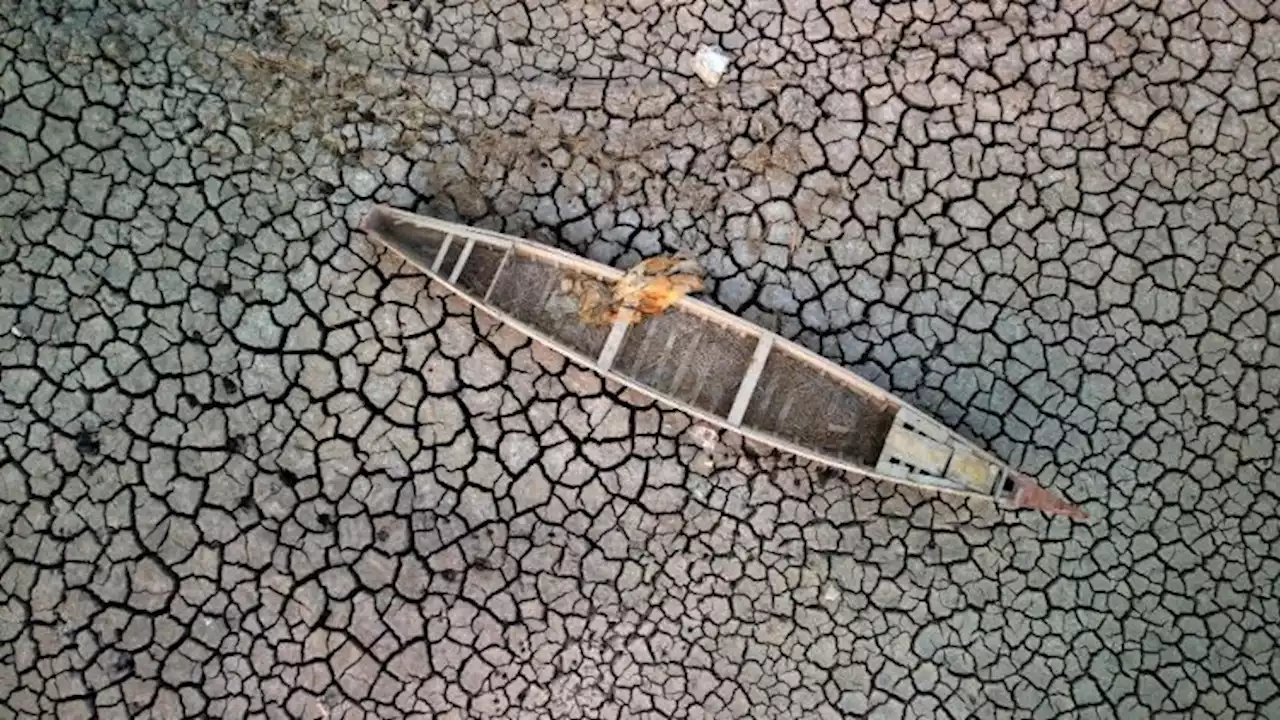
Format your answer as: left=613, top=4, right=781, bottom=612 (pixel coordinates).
left=1011, top=474, right=1089, bottom=521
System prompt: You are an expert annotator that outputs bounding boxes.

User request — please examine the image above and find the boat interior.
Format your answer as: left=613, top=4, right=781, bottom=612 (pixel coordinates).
left=364, top=206, right=1007, bottom=500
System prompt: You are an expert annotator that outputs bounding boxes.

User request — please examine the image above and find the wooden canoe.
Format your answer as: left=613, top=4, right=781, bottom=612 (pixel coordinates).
left=360, top=205, right=1087, bottom=520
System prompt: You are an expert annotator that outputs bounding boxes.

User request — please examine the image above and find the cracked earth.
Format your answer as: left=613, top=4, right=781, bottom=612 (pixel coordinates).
left=2, top=0, right=1279, bottom=717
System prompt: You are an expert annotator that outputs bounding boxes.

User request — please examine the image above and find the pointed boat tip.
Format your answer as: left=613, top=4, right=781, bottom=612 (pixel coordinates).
left=359, top=205, right=412, bottom=241
left=358, top=204, right=388, bottom=234
left=1050, top=504, right=1090, bottom=522
left=1009, top=473, right=1090, bottom=522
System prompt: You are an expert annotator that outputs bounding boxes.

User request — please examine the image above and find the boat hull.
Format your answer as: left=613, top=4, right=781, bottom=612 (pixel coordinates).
left=360, top=205, right=1087, bottom=520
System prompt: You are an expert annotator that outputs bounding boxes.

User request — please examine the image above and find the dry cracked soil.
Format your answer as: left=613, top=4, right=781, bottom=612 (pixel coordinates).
left=1, top=0, right=1279, bottom=718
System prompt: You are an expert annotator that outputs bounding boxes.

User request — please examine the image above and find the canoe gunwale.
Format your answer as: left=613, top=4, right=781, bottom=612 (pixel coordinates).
left=361, top=206, right=1060, bottom=510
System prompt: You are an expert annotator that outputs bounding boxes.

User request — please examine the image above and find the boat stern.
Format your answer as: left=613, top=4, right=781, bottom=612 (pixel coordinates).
left=873, top=407, right=1004, bottom=496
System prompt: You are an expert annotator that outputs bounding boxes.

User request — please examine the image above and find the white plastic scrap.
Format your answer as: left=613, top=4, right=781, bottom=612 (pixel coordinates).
left=692, top=45, right=730, bottom=87
left=822, top=583, right=842, bottom=604
left=692, top=452, right=715, bottom=476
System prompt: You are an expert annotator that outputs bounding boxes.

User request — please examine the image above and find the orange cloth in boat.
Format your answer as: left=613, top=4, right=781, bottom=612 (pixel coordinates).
left=612, top=257, right=704, bottom=321
left=560, top=257, right=704, bottom=325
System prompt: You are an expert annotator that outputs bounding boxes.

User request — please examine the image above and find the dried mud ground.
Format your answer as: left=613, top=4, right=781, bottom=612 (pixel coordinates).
left=2, top=0, right=1279, bottom=718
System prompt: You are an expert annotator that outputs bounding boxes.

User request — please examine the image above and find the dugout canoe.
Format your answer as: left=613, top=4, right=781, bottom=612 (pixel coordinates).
left=360, top=205, right=1088, bottom=520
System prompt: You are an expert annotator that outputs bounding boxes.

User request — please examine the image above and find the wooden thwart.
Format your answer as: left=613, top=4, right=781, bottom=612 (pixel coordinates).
left=483, top=246, right=515, bottom=303
left=431, top=234, right=453, bottom=273
left=447, top=237, right=475, bottom=284
left=596, top=315, right=631, bottom=372
left=727, top=335, right=773, bottom=426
